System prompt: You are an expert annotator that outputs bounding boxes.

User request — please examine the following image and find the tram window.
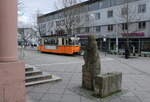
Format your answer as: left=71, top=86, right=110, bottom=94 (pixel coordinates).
left=69, top=39, right=72, bottom=45
left=62, top=38, right=64, bottom=45
left=39, top=40, right=42, bottom=45
left=44, top=39, right=48, bottom=44
left=50, top=39, right=57, bottom=45
left=44, top=39, right=57, bottom=45
left=66, top=39, right=68, bottom=45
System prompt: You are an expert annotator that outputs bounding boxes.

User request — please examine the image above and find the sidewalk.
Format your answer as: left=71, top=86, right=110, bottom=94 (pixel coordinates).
left=23, top=49, right=150, bottom=102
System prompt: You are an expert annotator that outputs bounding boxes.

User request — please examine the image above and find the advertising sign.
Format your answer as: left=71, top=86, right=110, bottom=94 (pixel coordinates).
left=122, top=32, right=144, bottom=36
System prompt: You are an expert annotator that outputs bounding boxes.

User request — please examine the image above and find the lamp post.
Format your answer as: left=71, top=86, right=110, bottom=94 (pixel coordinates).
left=103, top=35, right=107, bottom=56
left=89, top=14, right=95, bottom=35
left=116, top=24, right=119, bottom=54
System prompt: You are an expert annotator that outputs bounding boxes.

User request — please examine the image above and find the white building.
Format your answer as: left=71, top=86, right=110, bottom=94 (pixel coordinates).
left=38, top=0, right=150, bottom=53
left=18, top=28, right=39, bottom=46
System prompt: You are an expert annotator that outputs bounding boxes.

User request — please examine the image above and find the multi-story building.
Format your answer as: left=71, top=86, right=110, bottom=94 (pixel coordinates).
left=18, top=28, right=39, bottom=46
left=38, top=0, right=150, bottom=53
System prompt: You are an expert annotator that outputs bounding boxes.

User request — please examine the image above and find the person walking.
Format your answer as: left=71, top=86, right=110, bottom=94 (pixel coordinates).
left=125, top=47, right=129, bottom=59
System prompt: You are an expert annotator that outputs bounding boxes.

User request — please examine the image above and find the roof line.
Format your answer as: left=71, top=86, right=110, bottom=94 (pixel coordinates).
left=38, top=0, right=100, bottom=19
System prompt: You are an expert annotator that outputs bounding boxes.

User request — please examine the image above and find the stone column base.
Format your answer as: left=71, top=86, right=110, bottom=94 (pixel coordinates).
left=0, top=61, right=26, bottom=102
left=82, top=71, right=94, bottom=90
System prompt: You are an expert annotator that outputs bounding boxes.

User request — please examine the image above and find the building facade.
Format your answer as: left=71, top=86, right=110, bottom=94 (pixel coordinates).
left=18, top=28, right=39, bottom=46
left=38, top=0, right=150, bottom=53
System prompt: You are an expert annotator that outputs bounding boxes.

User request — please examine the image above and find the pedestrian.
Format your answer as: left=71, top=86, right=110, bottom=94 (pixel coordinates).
left=125, top=47, right=129, bottom=59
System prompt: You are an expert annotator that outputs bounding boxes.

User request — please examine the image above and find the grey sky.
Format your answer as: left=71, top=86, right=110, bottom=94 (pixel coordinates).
left=19, top=0, right=87, bottom=25
left=19, top=0, right=56, bottom=24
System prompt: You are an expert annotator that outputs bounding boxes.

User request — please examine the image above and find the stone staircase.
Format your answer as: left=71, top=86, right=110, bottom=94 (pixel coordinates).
left=25, top=64, right=61, bottom=86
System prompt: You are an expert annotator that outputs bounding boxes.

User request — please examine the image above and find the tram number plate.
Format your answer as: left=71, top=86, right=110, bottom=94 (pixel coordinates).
left=45, top=45, right=57, bottom=50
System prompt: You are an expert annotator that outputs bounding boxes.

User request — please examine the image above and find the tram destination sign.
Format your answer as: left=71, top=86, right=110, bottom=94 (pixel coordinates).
left=45, top=45, right=57, bottom=50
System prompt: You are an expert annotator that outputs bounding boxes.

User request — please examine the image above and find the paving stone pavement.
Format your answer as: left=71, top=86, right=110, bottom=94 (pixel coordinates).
left=19, top=48, right=150, bottom=102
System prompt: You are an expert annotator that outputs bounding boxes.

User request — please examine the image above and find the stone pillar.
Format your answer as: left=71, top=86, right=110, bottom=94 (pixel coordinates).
left=116, top=25, right=119, bottom=53
left=0, top=0, right=26, bottom=102
left=138, top=38, right=141, bottom=54
left=108, top=39, right=111, bottom=52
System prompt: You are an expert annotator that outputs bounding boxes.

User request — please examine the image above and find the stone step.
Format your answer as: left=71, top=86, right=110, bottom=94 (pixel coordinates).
left=25, top=67, right=34, bottom=72
left=25, top=70, right=42, bottom=77
left=25, top=64, right=34, bottom=68
left=26, top=74, right=52, bottom=83
left=25, top=75, right=61, bottom=86
left=25, top=64, right=62, bottom=86
left=25, top=65, right=34, bottom=72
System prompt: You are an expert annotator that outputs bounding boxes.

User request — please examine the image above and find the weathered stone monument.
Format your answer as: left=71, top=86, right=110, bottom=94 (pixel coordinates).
left=82, top=35, right=122, bottom=98
left=82, top=35, right=101, bottom=90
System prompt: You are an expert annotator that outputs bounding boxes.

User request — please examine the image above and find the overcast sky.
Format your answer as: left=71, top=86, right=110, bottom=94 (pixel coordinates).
left=18, top=0, right=56, bottom=25
left=18, top=0, right=87, bottom=26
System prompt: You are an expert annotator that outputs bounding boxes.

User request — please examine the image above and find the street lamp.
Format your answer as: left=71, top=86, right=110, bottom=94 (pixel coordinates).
left=103, top=35, right=107, bottom=56
left=89, top=14, right=95, bottom=35
left=116, top=24, right=119, bottom=54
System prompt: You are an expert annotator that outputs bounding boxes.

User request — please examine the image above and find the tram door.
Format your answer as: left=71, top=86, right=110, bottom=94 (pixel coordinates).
left=58, top=37, right=67, bottom=46
left=58, top=38, right=62, bottom=45
left=41, top=38, right=45, bottom=45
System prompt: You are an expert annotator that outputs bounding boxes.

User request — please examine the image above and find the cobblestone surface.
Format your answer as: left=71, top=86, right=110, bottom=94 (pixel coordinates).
left=20, top=48, right=150, bottom=102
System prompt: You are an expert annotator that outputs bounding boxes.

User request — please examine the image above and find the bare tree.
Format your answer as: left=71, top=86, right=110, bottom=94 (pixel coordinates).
left=18, top=0, right=24, bottom=16
left=55, top=0, right=84, bottom=36
left=31, top=9, right=43, bottom=37
left=114, top=0, right=141, bottom=55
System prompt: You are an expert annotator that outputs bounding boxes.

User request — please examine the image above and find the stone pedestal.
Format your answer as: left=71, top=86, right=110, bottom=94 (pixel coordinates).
left=95, top=72, right=122, bottom=98
left=0, top=61, right=25, bottom=102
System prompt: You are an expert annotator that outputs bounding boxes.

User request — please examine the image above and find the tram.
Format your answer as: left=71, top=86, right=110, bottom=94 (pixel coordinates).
left=37, top=34, right=81, bottom=54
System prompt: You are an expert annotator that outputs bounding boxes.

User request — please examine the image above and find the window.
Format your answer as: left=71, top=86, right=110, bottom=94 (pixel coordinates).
left=76, top=28, right=80, bottom=34
left=138, top=4, right=146, bottom=13
left=95, top=26, right=101, bottom=32
left=39, top=23, right=46, bottom=35
left=95, top=13, right=100, bottom=20
left=56, top=21, right=61, bottom=26
left=85, top=15, right=89, bottom=21
left=88, top=2, right=99, bottom=11
left=108, top=25, right=113, bottom=31
left=121, top=7, right=127, bottom=15
left=75, top=16, right=80, bottom=23
left=61, top=20, right=65, bottom=25
left=122, top=23, right=128, bottom=30
left=80, top=5, right=88, bottom=13
left=108, top=10, right=113, bottom=18
left=85, top=27, right=90, bottom=33
left=110, top=0, right=124, bottom=6
left=139, top=21, right=146, bottom=29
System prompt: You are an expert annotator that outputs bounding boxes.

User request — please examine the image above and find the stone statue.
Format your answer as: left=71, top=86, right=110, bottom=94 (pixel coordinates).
left=82, top=35, right=101, bottom=90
